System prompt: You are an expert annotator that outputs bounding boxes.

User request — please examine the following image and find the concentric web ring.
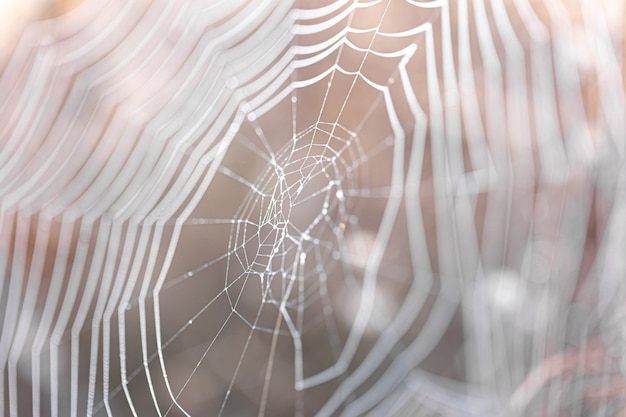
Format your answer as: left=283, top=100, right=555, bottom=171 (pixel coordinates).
left=0, top=0, right=625, bottom=416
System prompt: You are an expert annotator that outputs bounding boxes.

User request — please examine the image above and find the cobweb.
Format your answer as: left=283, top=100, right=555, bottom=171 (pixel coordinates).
left=0, top=0, right=625, bottom=416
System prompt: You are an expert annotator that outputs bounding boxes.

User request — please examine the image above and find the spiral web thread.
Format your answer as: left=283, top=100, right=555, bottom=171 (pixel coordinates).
left=0, top=0, right=625, bottom=416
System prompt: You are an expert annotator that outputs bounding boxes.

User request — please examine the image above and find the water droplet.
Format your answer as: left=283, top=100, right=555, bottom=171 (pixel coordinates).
left=227, top=77, right=238, bottom=89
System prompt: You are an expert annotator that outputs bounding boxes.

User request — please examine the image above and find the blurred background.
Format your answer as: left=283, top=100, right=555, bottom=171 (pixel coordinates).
left=0, top=0, right=625, bottom=416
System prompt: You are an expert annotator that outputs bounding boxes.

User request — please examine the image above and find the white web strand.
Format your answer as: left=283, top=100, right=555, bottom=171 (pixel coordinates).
left=0, top=0, right=624, bottom=416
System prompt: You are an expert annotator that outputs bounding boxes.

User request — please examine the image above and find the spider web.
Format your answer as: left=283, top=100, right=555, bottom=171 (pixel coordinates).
left=0, top=0, right=625, bottom=416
